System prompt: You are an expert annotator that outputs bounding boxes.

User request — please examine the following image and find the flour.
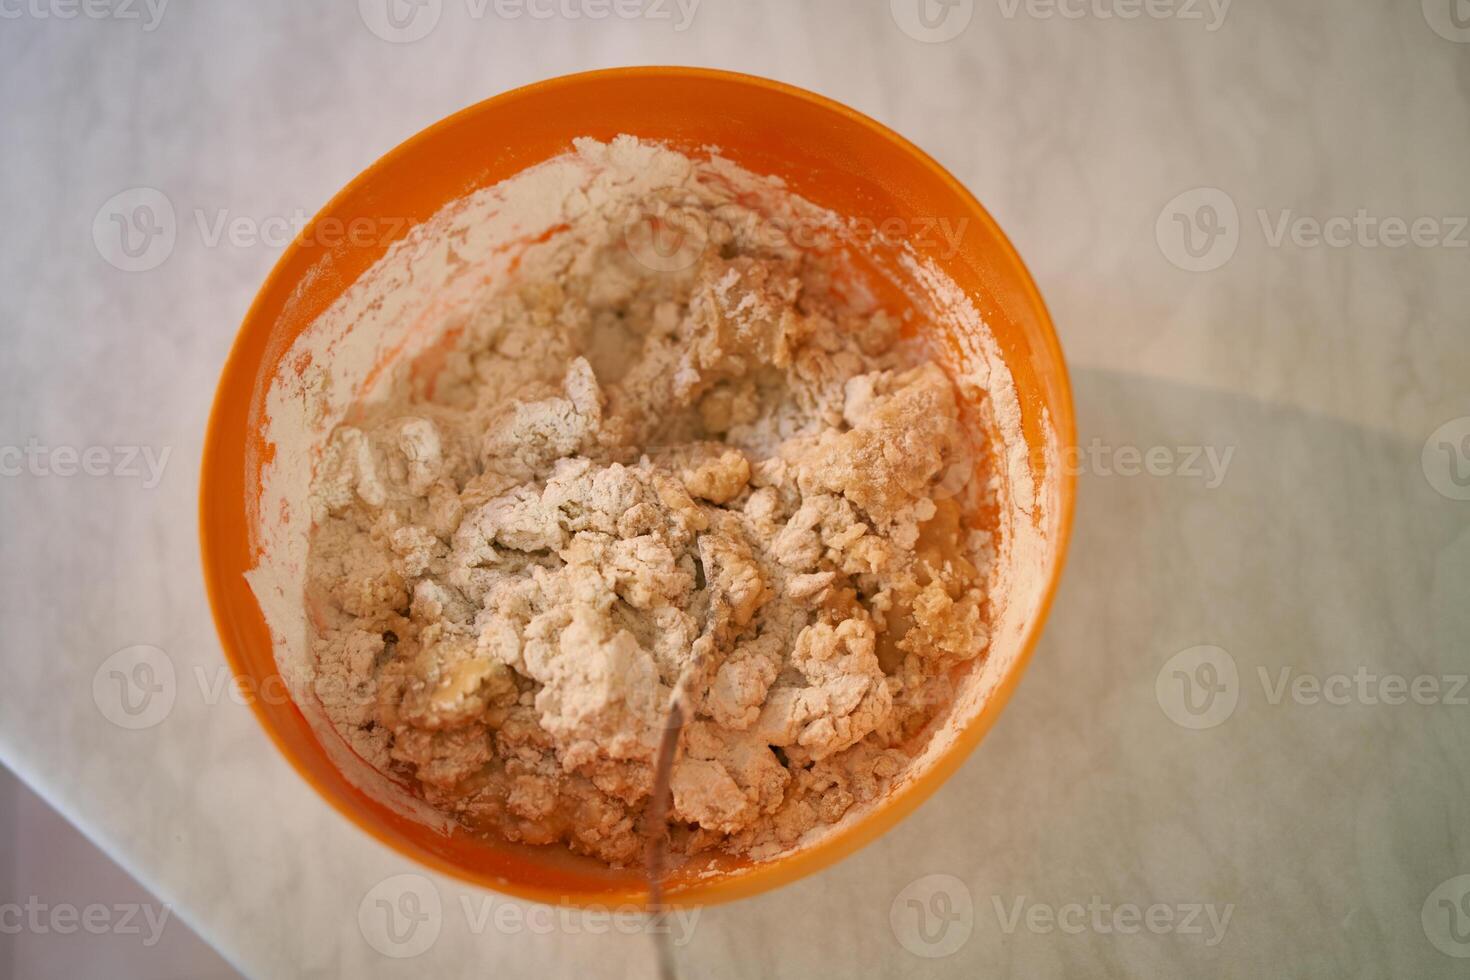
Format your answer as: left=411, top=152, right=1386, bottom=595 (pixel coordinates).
left=249, top=136, right=1057, bottom=868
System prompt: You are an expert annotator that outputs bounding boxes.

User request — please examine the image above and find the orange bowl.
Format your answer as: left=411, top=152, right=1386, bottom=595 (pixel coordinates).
left=200, top=66, right=1075, bottom=908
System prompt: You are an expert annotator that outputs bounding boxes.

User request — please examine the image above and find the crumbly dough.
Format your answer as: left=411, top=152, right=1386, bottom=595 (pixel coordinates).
left=306, top=154, right=995, bottom=865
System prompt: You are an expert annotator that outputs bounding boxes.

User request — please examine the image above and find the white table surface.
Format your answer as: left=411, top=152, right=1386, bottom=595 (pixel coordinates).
left=2, top=2, right=1468, bottom=977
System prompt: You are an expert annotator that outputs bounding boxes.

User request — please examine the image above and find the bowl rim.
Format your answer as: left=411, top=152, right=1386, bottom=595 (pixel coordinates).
left=199, top=65, right=1077, bottom=908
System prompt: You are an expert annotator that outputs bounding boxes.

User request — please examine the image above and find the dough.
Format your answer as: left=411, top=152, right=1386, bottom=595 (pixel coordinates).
left=305, top=147, right=996, bottom=865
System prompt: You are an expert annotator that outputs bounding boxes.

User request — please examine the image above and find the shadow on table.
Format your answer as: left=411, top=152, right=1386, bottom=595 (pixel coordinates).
left=943, top=366, right=1470, bottom=978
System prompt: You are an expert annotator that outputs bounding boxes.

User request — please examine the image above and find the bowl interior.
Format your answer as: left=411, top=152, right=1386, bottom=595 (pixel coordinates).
left=200, top=67, right=1074, bottom=907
